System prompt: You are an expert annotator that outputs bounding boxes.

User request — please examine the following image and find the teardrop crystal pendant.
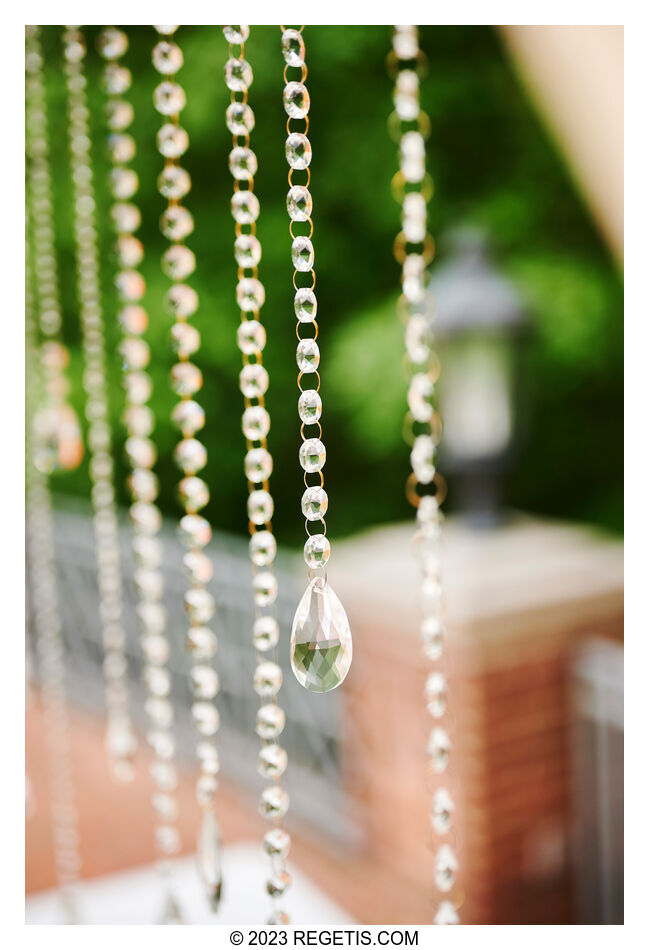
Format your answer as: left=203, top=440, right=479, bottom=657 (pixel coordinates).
left=290, top=576, right=352, bottom=692
left=197, top=809, right=223, bottom=911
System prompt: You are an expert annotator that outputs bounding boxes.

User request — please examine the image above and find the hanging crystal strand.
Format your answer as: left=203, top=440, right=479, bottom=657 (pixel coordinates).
left=390, top=26, right=460, bottom=925
left=97, top=28, right=184, bottom=922
left=62, top=25, right=136, bottom=782
left=223, top=26, right=292, bottom=925
left=26, top=236, right=82, bottom=924
left=25, top=26, right=83, bottom=476
left=152, top=25, right=223, bottom=912
left=280, top=26, right=353, bottom=693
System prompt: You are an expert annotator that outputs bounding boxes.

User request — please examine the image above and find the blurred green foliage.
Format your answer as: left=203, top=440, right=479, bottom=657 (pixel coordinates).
left=33, top=25, right=623, bottom=545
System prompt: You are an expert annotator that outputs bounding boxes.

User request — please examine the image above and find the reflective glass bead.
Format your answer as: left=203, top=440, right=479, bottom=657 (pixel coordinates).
left=253, top=661, right=282, bottom=696
left=192, top=701, right=220, bottom=737
left=285, top=132, right=312, bottom=170
left=258, top=744, right=288, bottom=779
left=108, top=133, right=136, bottom=165
left=155, top=26, right=178, bottom=36
left=157, top=123, right=188, bottom=160
left=191, top=664, right=220, bottom=700
left=304, top=534, right=330, bottom=569
left=281, top=28, right=305, bottom=67
left=115, top=270, right=145, bottom=302
left=162, top=244, right=196, bottom=281
left=170, top=322, right=200, bottom=358
left=431, top=787, right=455, bottom=835
left=402, top=191, right=427, bottom=242
left=110, top=167, right=138, bottom=201
left=128, top=468, right=158, bottom=503
left=268, top=912, right=291, bottom=927
left=408, top=373, right=434, bottom=422
left=160, top=205, right=194, bottom=241
left=237, top=318, right=266, bottom=354
left=394, top=69, right=419, bottom=121
left=298, top=389, right=322, bottom=424
left=106, top=99, right=134, bottom=131
left=296, top=338, right=319, bottom=373
left=236, top=277, right=265, bottom=311
left=178, top=475, right=209, bottom=511
left=263, top=828, right=291, bottom=860
left=302, top=486, right=328, bottom=521
left=225, top=101, right=255, bottom=136
left=178, top=513, right=211, bottom=548
left=172, top=399, right=205, bottom=436
left=434, top=845, right=458, bottom=893
left=103, top=63, right=131, bottom=95
left=98, top=27, right=128, bottom=60
left=259, top=785, right=289, bottom=820
left=244, top=447, right=273, bottom=482
left=234, top=234, right=262, bottom=268
left=299, top=438, right=326, bottom=472
left=425, top=671, right=447, bottom=718
left=171, top=362, right=202, bottom=396
left=166, top=283, right=199, bottom=318
left=116, top=234, right=143, bottom=268
left=287, top=185, right=312, bottom=221
left=421, top=615, right=445, bottom=661
left=411, top=435, right=436, bottom=484
left=137, top=601, right=166, bottom=634
left=124, top=404, right=153, bottom=437
left=283, top=81, right=310, bottom=119
left=111, top=202, right=141, bottom=233
left=249, top=531, right=277, bottom=567
left=130, top=502, right=162, bottom=535
left=223, top=25, right=250, bottom=44
left=187, top=626, right=218, bottom=659
left=267, top=870, right=292, bottom=898
left=253, top=615, right=280, bottom=651
left=428, top=727, right=451, bottom=773
left=158, top=165, right=191, bottom=200
left=394, top=26, right=418, bottom=60
left=294, top=289, right=317, bottom=323
left=152, top=41, right=183, bottom=75
left=405, top=314, right=432, bottom=363
left=185, top=588, right=215, bottom=624
left=126, top=436, right=156, bottom=469
left=242, top=405, right=270, bottom=440
left=292, top=236, right=314, bottom=271
left=225, top=57, right=253, bottom=91
left=400, top=130, right=426, bottom=183
left=253, top=572, right=278, bottom=607
left=196, top=773, right=218, bottom=806
left=140, top=633, right=168, bottom=664
left=231, top=189, right=260, bottom=224
left=239, top=363, right=269, bottom=398
left=229, top=146, right=257, bottom=180
left=154, top=80, right=186, bottom=115
left=434, top=902, right=460, bottom=926
left=183, top=550, right=214, bottom=585
left=119, top=337, right=149, bottom=371
left=255, top=704, right=285, bottom=740
left=247, top=489, right=273, bottom=525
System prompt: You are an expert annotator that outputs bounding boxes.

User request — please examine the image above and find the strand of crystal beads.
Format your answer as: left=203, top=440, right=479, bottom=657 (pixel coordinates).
left=26, top=238, right=82, bottom=924
left=391, top=25, right=459, bottom=925
left=281, top=26, right=353, bottom=694
left=63, top=26, right=136, bottom=782
left=25, top=26, right=83, bottom=477
left=223, top=26, right=291, bottom=925
left=98, top=28, right=183, bottom=920
left=153, top=25, right=222, bottom=912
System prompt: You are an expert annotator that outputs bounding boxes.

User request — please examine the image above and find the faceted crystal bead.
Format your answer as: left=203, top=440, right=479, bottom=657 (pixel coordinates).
left=283, top=81, right=310, bottom=119
left=249, top=530, right=277, bottom=567
left=225, top=57, right=253, bottom=91
left=234, top=234, right=262, bottom=268
left=286, top=132, right=312, bottom=169
left=236, top=277, right=265, bottom=311
left=421, top=615, right=445, bottom=661
left=197, top=740, right=220, bottom=772
left=106, top=100, right=134, bottom=131
left=253, top=661, right=282, bottom=697
left=141, top=634, right=168, bottom=665
left=394, top=26, right=418, bottom=60
left=291, top=576, right=352, bottom=692
left=197, top=773, right=218, bottom=806
left=173, top=399, right=205, bottom=436
left=405, top=314, right=432, bottom=364
left=294, top=287, right=317, bottom=322
left=231, top=189, right=260, bottom=224
left=223, top=25, right=250, bottom=44
left=198, top=810, right=223, bottom=912
left=248, top=489, right=274, bottom=525
left=259, top=786, right=289, bottom=820
left=157, top=123, right=189, bottom=158
left=184, top=588, right=215, bottom=623
left=408, top=373, right=434, bottom=422
left=192, top=701, right=220, bottom=736
left=179, top=476, right=209, bottom=511
left=434, top=901, right=460, bottom=926
left=112, top=202, right=141, bottom=233
left=267, top=870, right=292, bottom=898
left=244, top=447, right=273, bottom=482
left=296, top=338, right=320, bottom=373
left=150, top=761, right=177, bottom=791
left=434, top=844, right=458, bottom=893
left=183, top=550, right=213, bottom=584
left=302, top=486, right=328, bottom=521
left=298, top=389, right=322, bottom=424
left=98, top=27, right=128, bottom=60
left=143, top=664, right=170, bottom=696
left=188, top=626, right=218, bottom=660
left=158, top=165, right=191, bottom=200
left=253, top=615, right=280, bottom=652
left=155, top=25, right=179, bottom=35
left=145, top=698, right=173, bottom=729
left=191, top=664, right=220, bottom=700
left=268, top=911, right=291, bottom=926
left=401, top=130, right=426, bottom=183
left=425, top=671, right=447, bottom=718
left=428, top=727, right=451, bottom=773
left=137, top=601, right=166, bottom=634
left=171, top=362, right=202, bottom=396
left=229, top=146, right=257, bottom=181
left=116, top=234, right=144, bottom=268
left=110, top=167, right=138, bottom=200
left=119, top=337, right=149, bottom=370
left=108, top=133, right=135, bottom=164
left=431, top=787, right=455, bottom=835
left=304, top=534, right=330, bottom=569
left=154, top=80, right=186, bottom=115
left=128, top=468, right=158, bottom=503
left=152, top=41, right=183, bottom=75
left=178, top=513, right=212, bottom=548
left=115, top=270, right=145, bottom=302
left=239, top=363, right=269, bottom=398
left=255, top=704, right=285, bottom=739
left=174, top=437, right=207, bottom=474
left=263, top=827, right=291, bottom=860
left=226, top=101, right=255, bottom=136
left=402, top=191, right=427, bottom=242
left=287, top=185, right=312, bottom=221
left=152, top=793, right=177, bottom=821
left=103, top=63, right=131, bottom=95
left=394, top=69, right=419, bottom=121
left=281, top=27, right=306, bottom=66
left=242, top=405, right=270, bottom=441
left=156, top=825, right=181, bottom=856
left=411, top=435, right=436, bottom=484
left=166, top=283, right=199, bottom=318
left=237, top=319, right=266, bottom=354
left=171, top=322, right=200, bottom=358
left=163, top=244, right=196, bottom=281
left=253, top=571, right=278, bottom=607
left=292, top=236, right=314, bottom=271
left=130, top=500, right=161, bottom=535
left=133, top=536, right=163, bottom=569
left=160, top=204, right=194, bottom=240
left=299, top=438, right=326, bottom=472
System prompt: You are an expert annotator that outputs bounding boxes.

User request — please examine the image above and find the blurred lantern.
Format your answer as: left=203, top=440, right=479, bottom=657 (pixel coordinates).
left=428, top=227, right=527, bottom=524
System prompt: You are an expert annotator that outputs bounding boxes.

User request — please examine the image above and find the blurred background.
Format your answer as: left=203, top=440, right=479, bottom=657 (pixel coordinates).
left=26, top=25, right=623, bottom=925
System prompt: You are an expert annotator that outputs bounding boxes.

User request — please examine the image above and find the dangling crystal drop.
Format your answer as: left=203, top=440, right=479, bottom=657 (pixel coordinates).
left=290, top=576, right=352, bottom=692
left=197, top=809, right=223, bottom=912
